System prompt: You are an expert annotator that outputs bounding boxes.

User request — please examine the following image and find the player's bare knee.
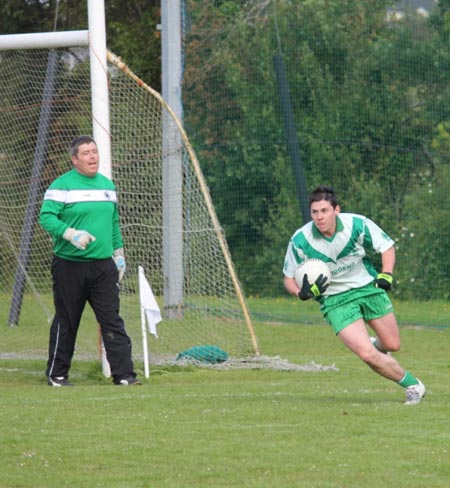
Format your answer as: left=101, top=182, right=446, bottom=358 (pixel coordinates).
left=358, top=348, right=379, bottom=365
left=383, top=338, right=401, bottom=352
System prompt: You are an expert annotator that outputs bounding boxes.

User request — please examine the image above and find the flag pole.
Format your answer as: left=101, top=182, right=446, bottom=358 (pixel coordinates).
left=141, top=304, right=150, bottom=378
left=139, top=266, right=150, bottom=378
left=138, top=264, right=162, bottom=378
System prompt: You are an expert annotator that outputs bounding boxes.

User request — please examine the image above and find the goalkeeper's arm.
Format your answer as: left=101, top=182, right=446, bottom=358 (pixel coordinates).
left=113, top=247, right=126, bottom=282
left=39, top=200, right=67, bottom=238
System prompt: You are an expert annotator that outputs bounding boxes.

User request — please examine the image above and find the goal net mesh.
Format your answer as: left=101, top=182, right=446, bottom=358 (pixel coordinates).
left=0, top=47, right=258, bottom=365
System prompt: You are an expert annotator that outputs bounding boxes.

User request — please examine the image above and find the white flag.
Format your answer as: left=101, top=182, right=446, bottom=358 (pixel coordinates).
left=138, top=265, right=161, bottom=338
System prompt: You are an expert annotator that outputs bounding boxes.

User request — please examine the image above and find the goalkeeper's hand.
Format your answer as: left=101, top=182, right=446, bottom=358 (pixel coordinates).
left=297, top=273, right=329, bottom=301
left=375, top=272, right=393, bottom=291
left=113, top=247, right=126, bottom=282
left=63, top=228, right=96, bottom=250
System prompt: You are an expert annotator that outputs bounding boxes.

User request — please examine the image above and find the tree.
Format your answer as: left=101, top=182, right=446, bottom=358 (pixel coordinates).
left=0, top=1, right=161, bottom=88
left=183, top=0, right=450, bottom=298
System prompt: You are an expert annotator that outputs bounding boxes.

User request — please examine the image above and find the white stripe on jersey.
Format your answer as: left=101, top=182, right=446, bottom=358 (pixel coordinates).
left=43, top=189, right=117, bottom=204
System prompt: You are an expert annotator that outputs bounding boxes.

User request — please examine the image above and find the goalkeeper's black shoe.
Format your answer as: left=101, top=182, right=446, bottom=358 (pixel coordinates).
left=47, top=376, right=74, bottom=387
left=115, top=376, right=142, bottom=386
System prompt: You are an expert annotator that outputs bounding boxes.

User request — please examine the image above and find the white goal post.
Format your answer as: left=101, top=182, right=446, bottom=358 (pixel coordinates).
left=0, top=1, right=259, bottom=365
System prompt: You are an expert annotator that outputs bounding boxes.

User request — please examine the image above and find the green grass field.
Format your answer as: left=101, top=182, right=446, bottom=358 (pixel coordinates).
left=0, top=299, right=449, bottom=487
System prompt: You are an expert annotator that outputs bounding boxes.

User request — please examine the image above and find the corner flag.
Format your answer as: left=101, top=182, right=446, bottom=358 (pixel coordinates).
left=138, top=265, right=161, bottom=338
left=138, top=265, right=162, bottom=378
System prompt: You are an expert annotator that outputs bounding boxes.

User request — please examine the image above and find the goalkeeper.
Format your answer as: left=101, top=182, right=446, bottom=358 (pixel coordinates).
left=283, top=185, right=425, bottom=405
left=39, top=135, right=140, bottom=387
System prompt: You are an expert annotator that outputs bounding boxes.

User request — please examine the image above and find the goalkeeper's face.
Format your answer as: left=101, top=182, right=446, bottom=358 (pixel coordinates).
left=72, top=142, right=99, bottom=177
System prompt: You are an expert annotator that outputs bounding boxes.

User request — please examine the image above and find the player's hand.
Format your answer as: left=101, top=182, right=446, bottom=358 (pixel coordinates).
left=63, top=228, right=96, bottom=250
left=113, top=247, right=126, bottom=282
left=375, top=272, right=393, bottom=291
left=297, top=273, right=329, bottom=301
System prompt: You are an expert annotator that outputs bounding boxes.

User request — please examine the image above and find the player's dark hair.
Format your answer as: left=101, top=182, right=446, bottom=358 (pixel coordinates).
left=69, top=135, right=97, bottom=157
left=309, top=185, right=339, bottom=208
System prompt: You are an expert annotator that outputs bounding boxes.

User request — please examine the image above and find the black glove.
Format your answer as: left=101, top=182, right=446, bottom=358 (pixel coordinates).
left=297, top=273, right=329, bottom=301
left=375, top=272, right=393, bottom=291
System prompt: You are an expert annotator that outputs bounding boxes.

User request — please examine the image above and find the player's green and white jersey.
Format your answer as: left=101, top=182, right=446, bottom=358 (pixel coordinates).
left=39, top=169, right=123, bottom=261
left=283, top=213, right=394, bottom=296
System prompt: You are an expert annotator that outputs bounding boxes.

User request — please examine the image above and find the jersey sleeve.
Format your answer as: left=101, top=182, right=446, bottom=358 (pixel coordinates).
left=112, top=204, right=124, bottom=251
left=283, top=239, right=305, bottom=278
left=39, top=192, right=69, bottom=238
left=363, top=217, right=394, bottom=254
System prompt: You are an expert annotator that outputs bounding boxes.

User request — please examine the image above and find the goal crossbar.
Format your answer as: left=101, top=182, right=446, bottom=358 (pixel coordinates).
left=0, top=31, right=89, bottom=51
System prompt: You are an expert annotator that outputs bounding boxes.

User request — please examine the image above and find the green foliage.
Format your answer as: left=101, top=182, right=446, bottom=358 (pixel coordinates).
left=0, top=1, right=161, bottom=86
left=107, top=3, right=161, bottom=90
left=396, top=166, right=450, bottom=300
left=3, top=1, right=449, bottom=300
left=184, top=1, right=450, bottom=299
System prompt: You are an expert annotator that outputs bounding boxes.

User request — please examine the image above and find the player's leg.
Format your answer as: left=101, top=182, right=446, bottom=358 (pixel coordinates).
left=367, top=312, right=400, bottom=352
left=338, top=318, right=426, bottom=404
left=47, top=257, right=87, bottom=384
left=361, top=287, right=401, bottom=353
left=337, top=319, right=405, bottom=382
left=322, top=294, right=401, bottom=379
left=88, top=258, right=138, bottom=384
left=368, top=312, right=425, bottom=404
left=322, top=287, right=425, bottom=403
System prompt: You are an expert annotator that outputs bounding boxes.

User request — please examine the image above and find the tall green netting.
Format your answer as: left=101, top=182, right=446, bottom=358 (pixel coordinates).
left=182, top=1, right=450, bottom=304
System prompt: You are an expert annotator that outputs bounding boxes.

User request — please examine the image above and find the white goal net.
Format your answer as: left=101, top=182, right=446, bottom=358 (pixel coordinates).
left=0, top=47, right=259, bottom=365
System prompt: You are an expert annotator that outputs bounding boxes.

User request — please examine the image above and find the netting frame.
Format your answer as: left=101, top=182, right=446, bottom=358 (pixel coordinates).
left=0, top=13, right=260, bottom=365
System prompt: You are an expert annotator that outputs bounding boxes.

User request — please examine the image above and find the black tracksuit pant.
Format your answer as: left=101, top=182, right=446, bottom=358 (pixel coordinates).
left=46, top=256, right=136, bottom=384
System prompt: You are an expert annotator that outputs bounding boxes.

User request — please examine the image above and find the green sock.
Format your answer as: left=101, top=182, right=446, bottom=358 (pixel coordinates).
left=398, top=371, right=419, bottom=388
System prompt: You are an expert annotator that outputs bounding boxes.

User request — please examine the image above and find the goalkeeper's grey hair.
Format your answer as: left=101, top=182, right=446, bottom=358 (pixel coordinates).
left=69, top=135, right=97, bottom=157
